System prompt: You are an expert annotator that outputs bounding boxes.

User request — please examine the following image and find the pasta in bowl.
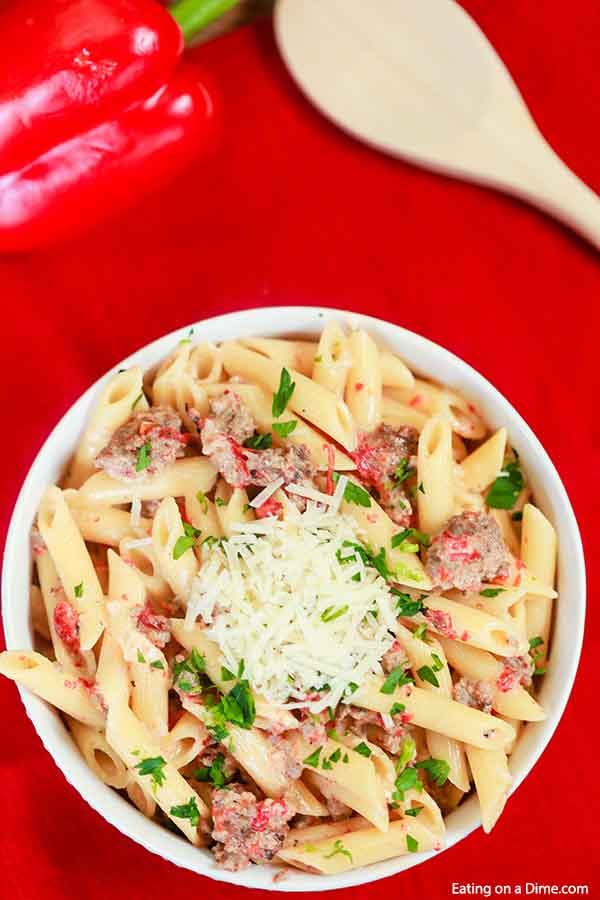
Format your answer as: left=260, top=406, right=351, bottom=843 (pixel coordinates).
left=1, top=307, right=584, bottom=890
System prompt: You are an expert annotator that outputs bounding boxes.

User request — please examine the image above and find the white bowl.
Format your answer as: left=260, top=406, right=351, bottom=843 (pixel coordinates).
left=2, top=306, right=585, bottom=891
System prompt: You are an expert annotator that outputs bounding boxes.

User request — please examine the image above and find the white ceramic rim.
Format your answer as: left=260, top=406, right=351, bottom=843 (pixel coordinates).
left=2, top=306, right=586, bottom=891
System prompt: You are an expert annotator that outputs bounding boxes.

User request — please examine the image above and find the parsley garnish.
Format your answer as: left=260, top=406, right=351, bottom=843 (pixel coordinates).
left=529, top=636, right=544, bottom=650
left=529, top=636, right=546, bottom=675
left=244, top=432, right=272, bottom=450
left=137, top=651, right=146, bottom=663
left=173, top=648, right=206, bottom=689
left=415, top=757, right=450, bottom=786
left=196, top=490, right=208, bottom=513
left=413, top=623, right=428, bottom=641
left=392, top=766, right=421, bottom=802
left=272, top=420, right=297, bottom=437
left=194, top=753, right=228, bottom=788
left=480, top=587, right=505, bottom=598
left=321, top=604, right=349, bottom=623
left=324, top=839, right=353, bottom=863
left=173, top=522, right=201, bottom=560
left=314, top=355, right=323, bottom=363
left=170, top=796, right=200, bottom=827
left=380, top=666, right=414, bottom=694
left=354, top=742, right=371, bottom=757
left=406, top=834, right=419, bottom=853
left=135, top=756, right=167, bottom=790
left=221, top=666, right=236, bottom=682
left=396, top=737, right=416, bottom=772
left=237, top=659, right=245, bottom=678
left=303, top=747, right=322, bottom=768
left=486, top=461, right=524, bottom=509
left=391, top=589, right=424, bottom=617
left=219, top=681, right=256, bottom=729
left=329, top=747, right=342, bottom=763
left=136, top=441, right=152, bottom=472
left=391, top=528, right=430, bottom=551
left=431, top=653, right=444, bottom=672
left=417, top=665, right=439, bottom=687
left=390, top=702, right=406, bottom=716
left=215, top=497, right=226, bottom=507
left=347, top=682, right=359, bottom=694
left=74, top=582, right=83, bottom=598
left=418, top=482, right=425, bottom=494
left=394, top=458, right=415, bottom=483
left=208, top=723, right=229, bottom=743
left=405, top=805, right=423, bottom=817
left=333, top=473, right=372, bottom=507
left=150, top=660, right=164, bottom=670
left=272, top=368, right=296, bottom=417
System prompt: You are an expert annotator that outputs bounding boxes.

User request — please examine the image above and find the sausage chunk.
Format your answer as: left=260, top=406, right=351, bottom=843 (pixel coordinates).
left=200, top=392, right=316, bottom=497
left=95, top=407, right=188, bottom=481
left=211, top=787, right=294, bottom=870
left=425, top=512, right=510, bottom=592
left=496, top=655, right=533, bottom=692
left=453, top=677, right=494, bottom=714
left=350, top=424, right=419, bottom=526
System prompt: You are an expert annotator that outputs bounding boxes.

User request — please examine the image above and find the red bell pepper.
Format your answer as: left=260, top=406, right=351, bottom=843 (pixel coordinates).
left=0, top=0, right=238, bottom=253
left=0, top=66, right=219, bottom=252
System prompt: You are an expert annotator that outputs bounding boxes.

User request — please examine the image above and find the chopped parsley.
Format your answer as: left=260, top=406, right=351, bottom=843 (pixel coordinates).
left=394, top=458, right=415, bottom=483
left=272, top=420, right=297, bottom=437
left=413, top=623, right=428, bottom=641
left=314, top=355, right=323, bottom=363
left=173, top=522, right=201, bottom=560
left=135, top=756, right=167, bottom=790
left=392, top=766, right=421, bottom=803
left=431, top=653, right=444, bottom=672
left=131, top=391, right=144, bottom=411
left=170, top=796, right=200, bottom=827
left=391, top=589, right=425, bottom=617
left=396, top=737, right=416, bottom=772
left=219, top=681, right=256, bottom=729
left=303, top=747, right=322, bottom=768
left=194, top=753, right=228, bottom=788
left=391, top=528, right=430, bottom=551
left=529, top=636, right=544, bottom=650
left=74, top=582, right=83, bottom=598
left=237, top=659, right=245, bottom=678
left=150, top=660, right=164, bottom=670
left=328, top=747, right=342, bottom=763
left=321, top=604, right=349, bottom=623
left=354, top=742, right=372, bottom=757
left=380, top=666, right=414, bottom=695
left=480, top=587, right=505, bottom=598
left=244, top=431, right=272, bottom=450
left=418, top=482, right=425, bottom=494
left=221, top=666, right=236, bottom=682
left=529, top=636, right=546, bottom=675
left=173, top=648, right=206, bottom=691
left=390, top=702, right=406, bottom=716
left=215, top=497, right=226, bottom=507
left=417, top=665, right=439, bottom=688
left=272, top=368, right=296, bottom=417
left=343, top=753, right=349, bottom=763
left=415, top=757, right=450, bottom=786
left=486, top=460, right=524, bottom=509
left=405, top=806, right=423, bottom=818
left=137, top=651, right=146, bottom=663
left=179, top=327, right=194, bottom=344
left=196, top=490, right=208, bottom=513
left=347, top=682, right=359, bottom=694
left=406, top=834, right=419, bottom=853
left=136, top=441, right=152, bottom=472
left=324, top=839, right=353, bottom=863
left=333, top=472, right=372, bottom=507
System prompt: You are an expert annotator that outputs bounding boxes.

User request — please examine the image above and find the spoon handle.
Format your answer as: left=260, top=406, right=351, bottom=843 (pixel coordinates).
left=514, top=138, right=600, bottom=250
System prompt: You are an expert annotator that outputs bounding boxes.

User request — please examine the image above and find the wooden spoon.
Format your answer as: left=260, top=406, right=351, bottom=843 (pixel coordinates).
left=275, top=0, right=600, bottom=249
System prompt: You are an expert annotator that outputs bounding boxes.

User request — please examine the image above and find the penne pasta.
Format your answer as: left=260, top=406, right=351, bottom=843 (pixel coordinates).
left=345, top=329, right=383, bottom=431
left=79, top=457, right=217, bottom=506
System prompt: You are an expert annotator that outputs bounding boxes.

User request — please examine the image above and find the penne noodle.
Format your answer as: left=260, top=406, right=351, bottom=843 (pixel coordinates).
left=345, top=329, right=383, bottom=431
left=79, top=457, right=217, bottom=506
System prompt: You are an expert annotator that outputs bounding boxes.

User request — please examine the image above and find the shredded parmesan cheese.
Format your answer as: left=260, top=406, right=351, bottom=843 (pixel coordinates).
left=185, top=503, right=399, bottom=713
left=249, top=477, right=284, bottom=508
left=130, top=496, right=141, bottom=527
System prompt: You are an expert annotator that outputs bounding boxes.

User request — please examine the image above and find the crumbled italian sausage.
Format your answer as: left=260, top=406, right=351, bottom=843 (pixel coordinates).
left=350, top=424, right=418, bottom=525
left=134, top=601, right=170, bottom=648
left=95, top=407, right=188, bottom=481
left=496, top=655, right=533, bottom=692
left=211, top=787, right=294, bottom=870
left=425, top=512, right=510, bottom=592
left=453, top=677, right=494, bottom=714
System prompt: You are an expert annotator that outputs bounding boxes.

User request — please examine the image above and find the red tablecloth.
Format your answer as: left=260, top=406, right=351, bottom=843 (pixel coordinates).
left=1, top=5, right=599, bottom=898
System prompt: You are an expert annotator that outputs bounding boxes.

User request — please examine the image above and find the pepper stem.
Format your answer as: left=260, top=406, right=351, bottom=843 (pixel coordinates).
left=169, top=0, right=241, bottom=44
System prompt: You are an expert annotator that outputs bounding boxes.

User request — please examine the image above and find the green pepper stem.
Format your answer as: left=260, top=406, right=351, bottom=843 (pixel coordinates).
left=169, top=0, right=241, bottom=44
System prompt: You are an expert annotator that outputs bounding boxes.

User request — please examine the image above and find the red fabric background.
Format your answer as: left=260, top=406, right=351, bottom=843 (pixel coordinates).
left=1, top=5, right=599, bottom=897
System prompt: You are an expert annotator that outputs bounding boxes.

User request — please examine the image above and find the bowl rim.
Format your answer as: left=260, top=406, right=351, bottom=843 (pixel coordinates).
left=1, top=305, right=586, bottom=892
